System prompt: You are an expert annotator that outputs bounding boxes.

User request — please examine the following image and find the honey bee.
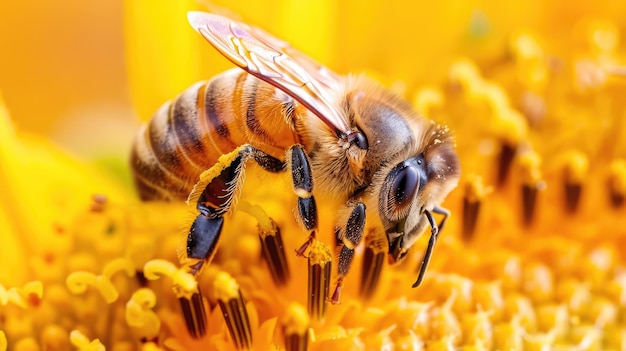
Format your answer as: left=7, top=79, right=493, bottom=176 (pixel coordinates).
left=131, top=11, right=460, bottom=301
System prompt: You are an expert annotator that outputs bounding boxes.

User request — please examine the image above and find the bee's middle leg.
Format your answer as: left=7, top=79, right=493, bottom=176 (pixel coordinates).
left=287, top=145, right=321, bottom=256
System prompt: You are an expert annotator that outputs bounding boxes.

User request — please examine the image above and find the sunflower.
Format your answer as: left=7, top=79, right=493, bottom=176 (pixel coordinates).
left=2, top=1, right=626, bottom=350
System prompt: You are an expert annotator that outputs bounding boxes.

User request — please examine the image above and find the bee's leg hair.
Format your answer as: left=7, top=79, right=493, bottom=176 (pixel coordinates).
left=185, top=145, right=284, bottom=274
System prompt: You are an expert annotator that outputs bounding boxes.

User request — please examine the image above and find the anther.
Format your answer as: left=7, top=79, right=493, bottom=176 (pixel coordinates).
left=561, top=151, right=588, bottom=214
left=239, top=201, right=291, bottom=286
left=607, top=159, right=626, bottom=208
left=497, top=142, right=517, bottom=186
left=307, top=240, right=331, bottom=320
left=462, top=174, right=490, bottom=240
left=214, top=271, right=252, bottom=349
left=259, top=220, right=290, bottom=286
left=283, top=303, right=311, bottom=351
left=179, top=291, right=207, bottom=338
left=142, top=259, right=205, bottom=338
left=359, top=232, right=386, bottom=300
left=518, top=152, right=544, bottom=226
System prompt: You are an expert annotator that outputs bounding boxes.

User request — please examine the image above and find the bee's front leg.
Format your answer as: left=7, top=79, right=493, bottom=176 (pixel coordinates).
left=412, top=205, right=450, bottom=288
left=331, top=202, right=366, bottom=304
left=185, top=145, right=284, bottom=275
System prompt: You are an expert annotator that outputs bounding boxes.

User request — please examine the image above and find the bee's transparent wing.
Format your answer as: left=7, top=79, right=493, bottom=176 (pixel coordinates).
left=248, top=25, right=341, bottom=91
left=188, top=11, right=349, bottom=135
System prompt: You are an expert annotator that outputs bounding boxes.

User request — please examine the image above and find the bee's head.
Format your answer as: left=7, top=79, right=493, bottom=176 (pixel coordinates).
left=374, top=122, right=460, bottom=264
left=340, top=78, right=460, bottom=262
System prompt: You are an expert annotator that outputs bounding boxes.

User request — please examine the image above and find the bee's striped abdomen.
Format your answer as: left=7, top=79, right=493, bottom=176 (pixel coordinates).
left=131, top=69, right=300, bottom=201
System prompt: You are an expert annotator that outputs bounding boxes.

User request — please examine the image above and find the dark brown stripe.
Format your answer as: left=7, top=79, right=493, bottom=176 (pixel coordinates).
left=521, top=183, right=538, bottom=226
left=245, top=78, right=272, bottom=140
left=260, top=224, right=290, bottom=286
left=307, top=259, right=330, bottom=320
left=205, top=79, right=230, bottom=138
left=133, top=176, right=167, bottom=201
left=178, top=291, right=207, bottom=339
left=462, top=197, right=481, bottom=240
left=359, top=246, right=384, bottom=300
left=564, top=182, right=582, bottom=214
left=170, top=90, right=208, bottom=167
left=497, top=142, right=516, bottom=186
left=148, top=103, right=189, bottom=178
left=134, top=126, right=188, bottom=198
left=218, top=292, right=252, bottom=349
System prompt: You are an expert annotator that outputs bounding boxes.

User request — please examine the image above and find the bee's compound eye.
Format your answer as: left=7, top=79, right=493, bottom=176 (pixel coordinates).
left=392, top=165, right=419, bottom=209
left=345, top=130, right=368, bottom=150
left=353, top=131, right=368, bottom=150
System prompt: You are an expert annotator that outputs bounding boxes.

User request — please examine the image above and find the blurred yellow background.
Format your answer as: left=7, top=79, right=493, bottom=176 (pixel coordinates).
left=1, top=0, right=626, bottom=159
left=0, top=0, right=134, bottom=161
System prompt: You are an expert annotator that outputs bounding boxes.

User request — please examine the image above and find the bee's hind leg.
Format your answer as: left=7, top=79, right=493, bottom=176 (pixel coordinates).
left=185, top=145, right=284, bottom=274
left=180, top=145, right=284, bottom=339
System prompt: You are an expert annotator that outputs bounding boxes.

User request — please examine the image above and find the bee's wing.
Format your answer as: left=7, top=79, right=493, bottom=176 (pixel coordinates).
left=188, top=11, right=349, bottom=135
left=248, top=25, right=341, bottom=90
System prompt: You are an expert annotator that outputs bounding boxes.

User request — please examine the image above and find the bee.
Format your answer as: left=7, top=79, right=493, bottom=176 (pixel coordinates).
left=131, top=11, right=460, bottom=301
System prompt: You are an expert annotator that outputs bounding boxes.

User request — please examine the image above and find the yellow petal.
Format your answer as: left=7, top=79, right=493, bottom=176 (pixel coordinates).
left=0, top=94, right=128, bottom=286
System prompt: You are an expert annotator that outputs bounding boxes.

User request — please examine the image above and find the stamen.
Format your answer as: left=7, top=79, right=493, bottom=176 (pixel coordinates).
left=307, top=240, right=331, bottom=320
left=66, top=258, right=134, bottom=304
left=125, top=288, right=161, bottom=341
left=607, top=159, right=626, bottom=208
left=260, top=223, right=290, bottom=286
left=143, top=259, right=205, bottom=338
left=69, top=330, right=105, bottom=351
left=179, top=291, right=207, bottom=339
left=360, top=231, right=386, bottom=300
left=238, top=202, right=290, bottom=286
left=283, top=303, right=311, bottom=351
left=0, top=281, right=43, bottom=308
left=561, top=151, right=588, bottom=214
left=497, top=142, right=517, bottom=186
left=214, top=271, right=252, bottom=349
left=518, top=152, right=544, bottom=226
left=462, top=174, right=490, bottom=240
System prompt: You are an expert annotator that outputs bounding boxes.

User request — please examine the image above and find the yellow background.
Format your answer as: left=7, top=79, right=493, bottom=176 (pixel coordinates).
left=1, top=0, right=626, bottom=155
